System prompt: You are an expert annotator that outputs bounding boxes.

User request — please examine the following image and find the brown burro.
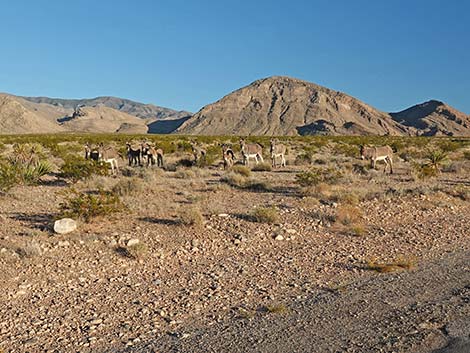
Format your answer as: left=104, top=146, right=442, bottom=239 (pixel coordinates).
left=360, top=145, right=394, bottom=174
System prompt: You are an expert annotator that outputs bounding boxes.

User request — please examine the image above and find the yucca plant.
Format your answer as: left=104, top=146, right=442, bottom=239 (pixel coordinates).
left=424, top=149, right=448, bottom=174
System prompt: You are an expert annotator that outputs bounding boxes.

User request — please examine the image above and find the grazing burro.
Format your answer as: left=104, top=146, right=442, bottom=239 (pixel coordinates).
left=85, top=142, right=119, bottom=174
left=191, top=142, right=206, bottom=166
left=221, top=144, right=236, bottom=170
left=360, top=145, right=394, bottom=174
left=141, top=142, right=164, bottom=167
left=270, top=138, right=286, bottom=168
left=126, top=142, right=141, bottom=167
left=239, top=138, right=264, bottom=165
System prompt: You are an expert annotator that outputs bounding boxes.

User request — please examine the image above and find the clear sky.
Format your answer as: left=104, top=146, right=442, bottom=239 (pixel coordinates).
left=1, top=0, right=468, bottom=113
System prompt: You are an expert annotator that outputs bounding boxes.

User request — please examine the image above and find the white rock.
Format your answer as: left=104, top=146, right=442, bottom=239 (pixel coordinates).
left=54, top=218, right=77, bottom=234
left=218, top=213, right=229, bottom=217
left=274, top=235, right=284, bottom=241
left=127, top=238, right=140, bottom=247
left=58, top=240, right=70, bottom=247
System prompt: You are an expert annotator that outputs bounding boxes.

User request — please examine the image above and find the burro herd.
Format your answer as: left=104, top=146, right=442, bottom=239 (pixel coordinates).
left=84, top=139, right=394, bottom=175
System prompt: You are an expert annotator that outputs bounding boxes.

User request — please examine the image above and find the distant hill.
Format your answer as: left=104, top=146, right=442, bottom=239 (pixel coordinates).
left=59, top=106, right=148, bottom=134
left=390, top=100, right=470, bottom=136
left=0, top=94, right=65, bottom=134
left=23, top=96, right=191, bottom=121
left=176, top=76, right=411, bottom=136
left=1, top=78, right=469, bottom=136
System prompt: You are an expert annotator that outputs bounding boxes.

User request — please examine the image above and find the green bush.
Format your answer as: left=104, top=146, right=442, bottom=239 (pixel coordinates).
left=296, top=167, right=343, bottom=187
left=59, top=189, right=123, bottom=222
left=59, top=155, right=108, bottom=182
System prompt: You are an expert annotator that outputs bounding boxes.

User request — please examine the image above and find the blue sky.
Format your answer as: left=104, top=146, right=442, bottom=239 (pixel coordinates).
left=1, top=0, right=469, bottom=113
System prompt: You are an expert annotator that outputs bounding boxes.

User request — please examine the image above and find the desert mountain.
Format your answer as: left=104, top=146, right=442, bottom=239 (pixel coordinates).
left=23, top=96, right=191, bottom=121
left=59, top=105, right=148, bottom=134
left=390, top=100, right=470, bottom=136
left=0, top=94, right=66, bottom=134
left=176, top=76, right=412, bottom=136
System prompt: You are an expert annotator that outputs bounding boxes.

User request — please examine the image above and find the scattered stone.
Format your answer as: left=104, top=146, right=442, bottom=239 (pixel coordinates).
left=127, top=239, right=140, bottom=247
left=58, top=241, right=70, bottom=247
left=274, top=235, right=284, bottom=241
left=53, top=218, right=77, bottom=234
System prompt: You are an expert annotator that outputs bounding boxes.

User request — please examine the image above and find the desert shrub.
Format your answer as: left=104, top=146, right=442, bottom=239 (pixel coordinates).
left=366, top=257, right=415, bottom=273
left=232, top=165, right=251, bottom=177
left=244, top=179, right=273, bottom=192
left=177, top=158, right=194, bottom=168
left=296, top=167, right=343, bottom=187
left=177, top=207, right=204, bottom=227
left=463, top=151, right=470, bottom=160
left=59, top=155, right=108, bottom=182
left=251, top=206, right=279, bottom=224
left=294, top=152, right=312, bottom=165
left=112, top=178, right=144, bottom=196
left=331, top=142, right=359, bottom=158
left=116, top=242, right=148, bottom=259
left=174, top=168, right=196, bottom=179
left=221, top=172, right=247, bottom=187
left=413, top=149, right=448, bottom=180
left=16, top=240, right=42, bottom=258
left=251, top=162, right=272, bottom=172
left=335, top=205, right=363, bottom=226
left=59, top=189, right=123, bottom=222
left=442, top=162, right=464, bottom=174
left=436, top=140, right=462, bottom=153
left=263, top=304, right=288, bottom=314
left=0, top=157, right=53, bottom=192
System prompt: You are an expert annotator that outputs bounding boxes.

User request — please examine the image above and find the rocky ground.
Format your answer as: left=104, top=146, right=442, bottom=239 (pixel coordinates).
left=0, top=153, right=469, bottom=353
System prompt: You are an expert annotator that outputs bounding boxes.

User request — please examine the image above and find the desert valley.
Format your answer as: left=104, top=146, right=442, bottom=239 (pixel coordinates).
left=0, top=76, right=469, bottom=353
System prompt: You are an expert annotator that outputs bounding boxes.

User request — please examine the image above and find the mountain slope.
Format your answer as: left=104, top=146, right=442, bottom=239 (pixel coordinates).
left=0, top=94, right=66, bottom=134
left=59, top=106, right=148, bottom=134
left=390, top=100, right=470, bottom=136
left=23, top=96, right=191, bottom=121
left=176, top=76, right=411, bottom=136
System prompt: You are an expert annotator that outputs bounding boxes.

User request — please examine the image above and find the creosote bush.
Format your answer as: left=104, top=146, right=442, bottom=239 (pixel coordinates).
left=251, top=206, right=279, bottom=224
left=296, top=167, right=343, bottom=187
left=59, top=189, right=123, bottom=222
left=59, top=155, right=108, bottom=182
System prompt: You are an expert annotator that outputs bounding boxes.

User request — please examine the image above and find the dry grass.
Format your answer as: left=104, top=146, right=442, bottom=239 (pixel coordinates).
left=251, top=162, right=272, bottom=172
left=220, top=172, right=246, bottom=187
left=251, top=206, right=279, bottom=224
left=177, top=206, right=204, bottom=227
left=366, top=257, right=416, bottom=273
left=263, top=303, right=288, bottom=314
left=335, top=205, right=363, bottom=226
left=116, top=242, right=148, bottom=259
left=111, top=177, right=144, bottom=196
left=232, top=165, right=251, bottom=177
left=16, top=240, right=42, bottom=258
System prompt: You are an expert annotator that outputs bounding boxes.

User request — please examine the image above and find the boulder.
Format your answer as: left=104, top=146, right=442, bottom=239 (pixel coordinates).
left=54, top=218, right=77, bottom=234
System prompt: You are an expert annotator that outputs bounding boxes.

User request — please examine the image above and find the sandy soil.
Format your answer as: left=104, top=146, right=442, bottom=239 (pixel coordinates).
left=0, top=154, right=469, bottom=353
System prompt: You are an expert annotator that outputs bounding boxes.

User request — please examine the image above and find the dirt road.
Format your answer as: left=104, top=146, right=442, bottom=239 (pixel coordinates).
left=131, top=251, right=470, bottom=353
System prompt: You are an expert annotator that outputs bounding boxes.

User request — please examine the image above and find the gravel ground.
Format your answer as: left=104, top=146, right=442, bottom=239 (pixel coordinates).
left=0, top=161, right=469, bottom=353
left=131, top=250, right=470, bottom=353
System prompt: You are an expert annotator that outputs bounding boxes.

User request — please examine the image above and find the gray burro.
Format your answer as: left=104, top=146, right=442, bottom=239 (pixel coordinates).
left=53, top=218, right=77, bottom=234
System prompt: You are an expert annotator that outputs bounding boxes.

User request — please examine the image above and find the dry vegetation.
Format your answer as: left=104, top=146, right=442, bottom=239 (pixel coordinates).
left=0, top=134, right=469, bottom=352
